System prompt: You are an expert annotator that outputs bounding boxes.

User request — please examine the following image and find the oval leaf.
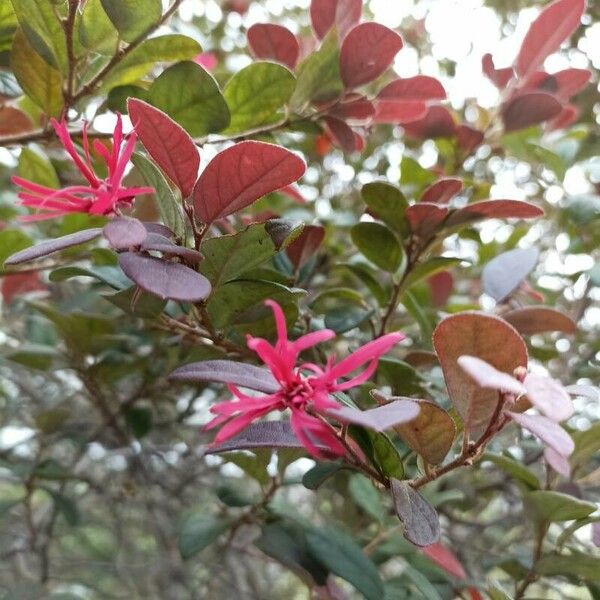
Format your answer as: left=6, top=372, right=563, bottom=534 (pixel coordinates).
left=340, top=22, right=403, bottom=89
left=310, top=0, right=362, bottom=40
left=118, top=252, right=211, bottom=302
left=192, top=141, right=305, bottom=225
left=482, top=247, right=539, bottom=301
left=128, top=98, right=200, bottom=198
left=502, top=92, right=562, bottom=132
left=507, top=411, right=574, bottom=456
left=247, top=24, right=300, bottom=69
left=327, top=400, right=420, bottom=432
left=420, top=178, right=463, bottom=204
left=503, top=306, right=577, bottom=335
left=286, top=225, right=326, bottom=271
left=351, top=222, right=403, bottom=272
left=378, top=76, right=446, bottom=101
left=103, top=216, right=147, bottom=250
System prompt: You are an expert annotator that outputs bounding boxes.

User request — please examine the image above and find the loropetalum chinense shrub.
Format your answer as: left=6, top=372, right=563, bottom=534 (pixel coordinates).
left=0, top=0, right=599, bottom=598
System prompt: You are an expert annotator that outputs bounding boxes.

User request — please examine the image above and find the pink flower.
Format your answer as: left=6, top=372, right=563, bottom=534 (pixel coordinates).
left=193, top=52, right=218, bottom=71
left=205, top=300, right=404, bottom=457
left=12, top=115, right=153, bottom=221
left=457, top=355, right=575, bottom=476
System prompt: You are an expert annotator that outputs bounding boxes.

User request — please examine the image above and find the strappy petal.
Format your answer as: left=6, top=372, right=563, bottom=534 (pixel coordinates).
left=210, top=407, right=273, bottom=444
left=291, top=329, right=336, bottom=353
left=51, top=118, right=99, bottom=187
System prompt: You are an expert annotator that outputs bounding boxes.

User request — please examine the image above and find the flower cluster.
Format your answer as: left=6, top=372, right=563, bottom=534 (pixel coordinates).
left=458, top=355, right=574, bottom=475
left=12, top=115, right=153, bottom=221
left=205, top=300, right=404, bottom=457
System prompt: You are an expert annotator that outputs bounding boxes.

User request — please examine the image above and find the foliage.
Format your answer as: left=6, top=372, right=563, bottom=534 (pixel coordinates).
left=0, top=0, right=598, bottom=598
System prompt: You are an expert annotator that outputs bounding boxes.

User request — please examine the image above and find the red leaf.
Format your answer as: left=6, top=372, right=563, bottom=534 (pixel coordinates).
left=446, top=200, right=544, bottom=228
left=502, top=92, right=562, bottom=132
left=516, top=0, right=586, bottom=78
left=402, top=105, right=456, bottom=139
left=481, top=247, right=539, bottom=301
left=422, top=542, right=466, bottom=579
left=4, top=229, right=102, bottom=266
left=329, top=97, right=375, bottom=122
left=433, top=312, right=528, bottom=431
left=405, top=203, right=448, bottom=236
left=0, top=106, right=33, bottom=136
left=456, top=125, right=484, bottom=153
left=247, top=23, right=300, bottom=70
left=118, top=252, right=211, bottom=302
left=547, top=104, right=579, bottom=130
left=286, top=224, right=326, bottom=270
left=377, top=76, right=446, bottom=101
left=128, top=98, right=200, bottom=198
left=372, top=100, right=427, bottom=124
left=339, top=22, right=403, bottom=89
left=322, top=116, right=356, bottom=152
left=420, top=178, right=463, bottom=204
left=503, top=306, right=577, bottom=335
left=552, top=68, right=591, bottom=99
left=482, top=53, right=513, bottom=88
left=1, top=271, right=45, bottom=304
left=278, top=185, right=306, bottom=204
left=310, top=0, right=362, bottom=40
left=192, top=141, right=305, bottom=224
left=428, top=271, right=453, bottom=307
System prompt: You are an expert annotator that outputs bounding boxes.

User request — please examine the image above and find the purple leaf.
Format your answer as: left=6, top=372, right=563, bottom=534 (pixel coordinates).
left=402, top=106, right=457, bottom=139
left=141, top=235, right=203, bottom=264
left=4, top=228, right=102, bottom=266
left=564, top=385, right=599, bottom=400
left=391, top=479, right=440, bottom=547
left=118, top=252, right=211, bottom=302
left=593, top=522, right=600, bottom=548
left=405, top=203, right=449, bottom=236
left=322, top=116, right=356, bottom=153
left=544, top=447, right=571, bottom=477
left=128, top=98, right=200, bottom=198
left=524, top=374, right=574, bottom=422
left=192, top=141, right=306, bottom=225
left=103, top=216, right=147, bottom=250
left=507, top=411, right=574, bottom=456
left=169, top=360, right=279, bottom=393
left=457, top=356, right=525, bottom=396
left=481, top=247, right=539, bottom=302
left=143, top=222, right=176, bottom=239
left=339, top=22, right=403, bottom=89
left=206, top=421, right=320, bottom=453
left=502, top=92, right=562, bottom=132
left=326, top=400, right=420, bottom=432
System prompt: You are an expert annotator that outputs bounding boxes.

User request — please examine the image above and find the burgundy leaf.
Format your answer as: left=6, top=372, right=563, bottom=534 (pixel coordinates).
left=593, top=522, right=600, bottom=548
left=391, top=479, right=440, bottom=547
left=507, top=411, right=574, bottom=456
left=516, top=0, right=586, bottom=78
left=457, top=356, right=525, bottom=396
left=524, top=374, right=574, bottom=421
left=503, top=306, right=577, bottom=335
left=4, top=228, right=102, bottom=266
left=402, top=105, right=456, bottom=139
left=455, top=125, right=484, bottom=153
left=544, top=446, right=571, bottom=477
left=422, top=543, right=467, bottom=579
left=339, top=22, right=403, bottom=89
left=405, top=203, right=449, bottom=236
left=169, top=359, right=279, bottom=393
left=326, top=399, right=420, bottom=432
left=329, top=97, right=376, bottom=122
left=103, top=216, right=147, bottom=250
left=128, top=99, right=200, bottom=198
left=420, top=178, right=463, bottom=204
left=547, top=104, right=579, bottom=130
left=481, top=247, right=539, bottom=302
left=310, top=0, right=362, bottom=40
left=433, top=312, right=528, bottom=431
left=502, top=92, right=562, bottom=132
left=377, top=76, right=446, bottom=101
left=446, top=200, right=543, bottom=228
left=192, top=141, right=306, bottom=225
left=372, top=100, right=427, bottom=124
left=552, top=68, right=591, bottom=99
left=247, top=23, right=300, bottom=70
left=482, top=53, right=514, bottom=88
left=206, top=421, right=324, bottom=453
left=286, top=224, right=326, bottom=270
left=428, top=271, right=454, bottom=308
left=322, top=116, right=356, bottom=153
left=118, top=252, right=211, bottom=302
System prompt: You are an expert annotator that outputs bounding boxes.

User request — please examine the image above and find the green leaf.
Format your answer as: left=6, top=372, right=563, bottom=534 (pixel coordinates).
left=178, top=513, right=230, bottom=559
left=302, top=461, right=345, bottom=490
left=361, top=181, right=408, bottom=234
left=216, top=483, right=256, bottom=507
left=102, top=35, right=202, bottom=89
left=223, top=451, right=271, bottom=485
left=340, top=263, right=388, bottom=307
left=79, top=0, right=118, bottom=55
left=6, top=344, right=58, bottom=371
left=147, top=61, right=230, bottom=137
left=400, top=156, right=436, bottom=190
left=100, top=0, right=161, bottom=43
left=224, top=62, right=295, bottom=134
left=17, top=147, right=59, bottom=188
left=290, top=29, right=342, bottom=110
left=402, top=290, right=434, bottom=343
left=46, top=490, right=79, bottom=526
left=348, top=474, right=385, bottom=522
left=571, top=422, right=600, bottom=472
left=0, top=229, right=32, bottom=265
left=305, top=526, right=384, bottom=600
left=131, top=153, right=186, bottom=241
left=556, top=516, right=600, bottom=548
left=402, top=565, right=445, bottom=600
left=48, top=265, right=127, bottom=289
left=536, top=553, right=600, bottom=581
left=324, top=305, right=374, bottom=333
left=378, top=358, right=427, bottom=396
left=351, top=222, right=404, bottom=273
left=10, top=28, right=63, bottom=116
left=349, top=426, right=405, bottom=479
left=403, top=257, right=463, bottom=291
left=482, top=453, right=539, bottom=490
left=200, top=220, right=303, bottom=289
left=524, top=490, right=596, bottom=522
left=103, top=286, right=167, bottom=318
left=124, top=406, right=153, bottom=438
left=10, top=0, right=67, bottom=71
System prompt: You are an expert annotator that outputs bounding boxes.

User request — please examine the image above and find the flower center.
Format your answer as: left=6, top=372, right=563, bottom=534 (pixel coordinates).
left=282, top=375, right=314, bottom=411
